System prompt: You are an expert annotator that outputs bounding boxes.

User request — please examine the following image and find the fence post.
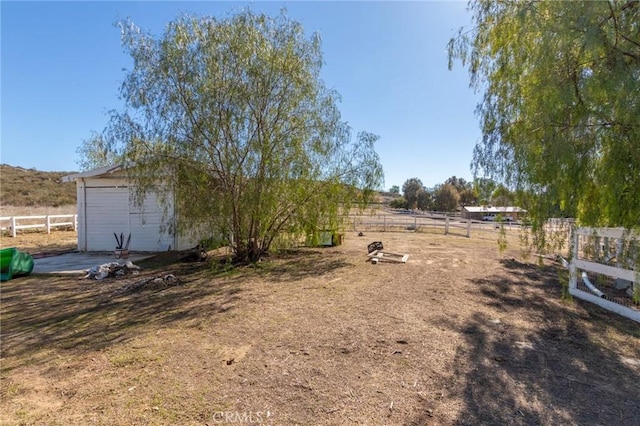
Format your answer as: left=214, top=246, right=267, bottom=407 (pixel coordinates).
left=46, top=215, right=51, bottom=234
left=414, top=217, right=417, bottom=231
left=11, top=217, right=16, bottom=238
left=445, top=216, right=449, bottom=235
left=569, top=228, right=578, bottom=290
left=466, top=219, right=471, bottom=238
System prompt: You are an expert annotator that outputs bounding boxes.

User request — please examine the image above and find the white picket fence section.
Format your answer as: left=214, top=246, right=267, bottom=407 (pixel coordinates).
left=0, top=214, right=77, bottom=237
left=569, top=227, right=639, bottom=322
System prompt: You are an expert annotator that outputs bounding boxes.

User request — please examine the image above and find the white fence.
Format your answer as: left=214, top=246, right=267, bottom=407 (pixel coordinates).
left=0, top=214, right=77, bottom=237
left=569, top=227, right=639, bottom=322
left=348, top=214, right=472, bottom=236
left=346, top=213, right=521, bottom=239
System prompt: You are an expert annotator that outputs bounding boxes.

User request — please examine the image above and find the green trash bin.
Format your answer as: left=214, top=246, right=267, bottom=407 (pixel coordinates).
left=0, top=247, right=34, bottom=281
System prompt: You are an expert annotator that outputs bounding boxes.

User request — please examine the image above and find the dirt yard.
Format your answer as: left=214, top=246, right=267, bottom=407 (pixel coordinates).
left=1, top=231, right=639, bottom=425
left=1, top=229, right=77, bottom=256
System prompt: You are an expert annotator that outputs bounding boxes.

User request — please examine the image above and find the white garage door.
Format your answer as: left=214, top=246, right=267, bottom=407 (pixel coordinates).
left=129, top=192, right=174, bottom=252
left=85, top=187, right=173, bottom=251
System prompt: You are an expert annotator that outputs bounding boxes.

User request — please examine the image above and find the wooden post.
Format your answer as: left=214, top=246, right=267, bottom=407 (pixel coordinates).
left=466, top=219, right=471, bottom=238
left=11, top=217, right=16, bottom=238
left=46, top=215, right=51, bottom=234
left=569, top=229, right=578, bottom=290
left=445, top=216, right=449, bottom=235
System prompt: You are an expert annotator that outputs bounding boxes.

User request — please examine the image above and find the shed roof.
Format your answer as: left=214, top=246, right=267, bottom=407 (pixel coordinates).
left=62, top=164, right=124, bottom=183
left=463, top=206, right=526, bottom=213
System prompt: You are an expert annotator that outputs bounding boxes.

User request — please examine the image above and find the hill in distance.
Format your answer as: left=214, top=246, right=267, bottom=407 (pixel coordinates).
left=0, top=164, right=77, bottom=207
left=0, top=163, right=399, bottom=209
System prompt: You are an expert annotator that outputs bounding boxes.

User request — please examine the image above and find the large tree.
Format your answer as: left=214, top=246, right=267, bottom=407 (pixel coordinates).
left=90, top=10, right=383, bottom=262
left=449, top=1, right=640, bottom=235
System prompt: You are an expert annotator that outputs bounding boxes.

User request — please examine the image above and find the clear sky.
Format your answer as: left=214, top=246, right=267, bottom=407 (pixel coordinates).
left=1, top=1, right=480, bottom=190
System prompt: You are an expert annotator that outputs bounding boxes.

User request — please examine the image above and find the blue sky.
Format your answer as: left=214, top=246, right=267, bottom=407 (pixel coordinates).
left=1, top=1, right=480, bottom=190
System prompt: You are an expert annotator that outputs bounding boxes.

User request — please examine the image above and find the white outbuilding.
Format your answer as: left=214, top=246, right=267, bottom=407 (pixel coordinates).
left=63, top=165, right=198, bottom=252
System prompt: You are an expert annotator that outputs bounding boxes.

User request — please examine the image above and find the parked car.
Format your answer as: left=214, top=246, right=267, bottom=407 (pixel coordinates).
left=482, top=214, right=513, bottom=222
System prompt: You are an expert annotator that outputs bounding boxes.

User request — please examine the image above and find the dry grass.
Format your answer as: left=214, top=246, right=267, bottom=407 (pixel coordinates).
left=1, top=232, right=639, bottom=425
left=0, top=165, right=77, bottom=207
left=0, top=229, right=77, bottom=255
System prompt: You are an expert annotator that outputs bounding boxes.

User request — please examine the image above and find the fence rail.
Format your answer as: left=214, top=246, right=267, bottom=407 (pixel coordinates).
left=569, top=227, right=639, bottom=322
left=0, top=214, right=77, bottom=237
left=345, top=213, right=521, bottom=239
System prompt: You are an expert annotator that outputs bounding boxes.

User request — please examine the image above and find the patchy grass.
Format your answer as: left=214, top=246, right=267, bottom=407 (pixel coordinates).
left=1, top=232, right=639, bottom=425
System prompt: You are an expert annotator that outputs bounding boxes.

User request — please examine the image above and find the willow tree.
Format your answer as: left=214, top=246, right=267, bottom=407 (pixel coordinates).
left=101, top=10, right=383, bottom=262
left=449, top=0, right=640, bottom=247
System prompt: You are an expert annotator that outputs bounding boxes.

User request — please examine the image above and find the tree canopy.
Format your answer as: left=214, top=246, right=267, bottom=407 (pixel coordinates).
left=402, top=178, right=424, bottom=209
left=449, top=0, right=640, bottom=234
left=433, top=183, right=460, bottom=212
left=87, top=10, right=383, bottom=262
left=76, top=132, right=121, bottom=171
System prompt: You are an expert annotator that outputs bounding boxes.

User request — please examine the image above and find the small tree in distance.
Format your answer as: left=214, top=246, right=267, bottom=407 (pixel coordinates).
left=402, top=178, right=424, bottom=210
left=458, top=188, right=477, bottom=206
left=417, top=189, right=433, bottom=211
left=433, top=184, right=460, bottom=212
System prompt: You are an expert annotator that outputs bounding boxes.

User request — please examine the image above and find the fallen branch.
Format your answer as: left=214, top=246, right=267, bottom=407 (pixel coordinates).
left=111, top=274, right=181, bottom=297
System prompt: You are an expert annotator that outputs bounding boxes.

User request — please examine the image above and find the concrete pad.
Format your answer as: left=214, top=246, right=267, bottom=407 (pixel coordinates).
left=33, top=252, right=155, bottom=275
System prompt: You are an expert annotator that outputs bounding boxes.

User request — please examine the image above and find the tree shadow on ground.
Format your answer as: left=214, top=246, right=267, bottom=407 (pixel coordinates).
left=410, top=258, right=640, bottom=425
left=246, top=249, right=352, bottom=282
left=0, top=249, right=352, bottom=374
left=0, top=261, right=241, bottom=373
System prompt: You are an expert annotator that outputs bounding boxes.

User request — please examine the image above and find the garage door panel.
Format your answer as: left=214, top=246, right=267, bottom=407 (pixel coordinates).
left=85, top=188, right=129, bottom=251
left=84, top=186, right=173, bottom=252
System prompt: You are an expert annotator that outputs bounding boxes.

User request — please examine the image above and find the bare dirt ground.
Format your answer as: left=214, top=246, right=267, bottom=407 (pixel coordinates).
left=1, top=230, right=639, bottom=425
left=0, top=229, right=78, bottom=256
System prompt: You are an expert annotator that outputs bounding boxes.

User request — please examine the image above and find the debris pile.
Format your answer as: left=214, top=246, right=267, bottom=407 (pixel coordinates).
left=83, top=261, right=142, bottom=280
left=111, top=274, right=181, bottom=297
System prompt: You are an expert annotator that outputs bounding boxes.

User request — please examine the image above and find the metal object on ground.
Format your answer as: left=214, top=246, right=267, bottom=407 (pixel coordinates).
left=367, top=241, right=384, bottom=253
left=367, top=250, right=409, bottom=264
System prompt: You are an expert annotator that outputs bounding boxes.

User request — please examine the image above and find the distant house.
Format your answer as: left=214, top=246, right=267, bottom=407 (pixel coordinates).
left=461, top=206, right=527, bottom=222
left=63, top=165, right=198, bottom=252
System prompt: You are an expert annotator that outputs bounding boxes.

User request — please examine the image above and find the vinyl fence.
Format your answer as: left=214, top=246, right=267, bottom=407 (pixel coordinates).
left=0, top=214, right=77, bottom=237
left=569, top=227, right=639, bottom=322
left=345, top=212, right=521, bottom=240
